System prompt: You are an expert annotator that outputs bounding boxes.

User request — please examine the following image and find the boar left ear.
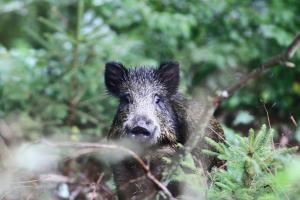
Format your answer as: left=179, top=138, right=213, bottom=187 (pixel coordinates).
left=105, top=61, right=128, bottom=96
left=157, top=61, right=180, bottom=95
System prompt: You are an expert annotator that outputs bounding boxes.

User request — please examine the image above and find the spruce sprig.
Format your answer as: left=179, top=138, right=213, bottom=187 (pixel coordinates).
left=204, top=125, right=298, bottom=200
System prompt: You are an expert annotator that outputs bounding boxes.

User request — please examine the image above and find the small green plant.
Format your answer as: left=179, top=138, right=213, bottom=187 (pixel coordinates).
left=161, top=150, right=206, bottom=200
left=203, top=125, right=298, bottom=200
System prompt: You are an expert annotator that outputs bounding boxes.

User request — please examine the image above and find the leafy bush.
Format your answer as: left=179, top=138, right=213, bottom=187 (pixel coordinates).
left=1, top=1, right=300, bottom=136
left=204, top=125, right=298, bottom=200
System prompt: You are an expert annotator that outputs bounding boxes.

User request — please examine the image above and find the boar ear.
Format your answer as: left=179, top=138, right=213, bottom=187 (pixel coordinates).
left=105, top=61, right=128, bottom=96
left=157, top=61, right=180, bottom=95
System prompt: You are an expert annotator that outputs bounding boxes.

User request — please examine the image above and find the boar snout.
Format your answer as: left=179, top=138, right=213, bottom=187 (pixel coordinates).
left=126, top=115, right=157, bottom=141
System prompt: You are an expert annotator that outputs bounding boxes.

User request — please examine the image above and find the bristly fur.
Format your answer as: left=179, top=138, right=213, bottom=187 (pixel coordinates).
left=105, top=62, right=184, bottom=199
left=122, top=66, right=165, bottom=97
left=106, top=63, right=180, bottom=146
left=104, top=61, right=223, bottom=199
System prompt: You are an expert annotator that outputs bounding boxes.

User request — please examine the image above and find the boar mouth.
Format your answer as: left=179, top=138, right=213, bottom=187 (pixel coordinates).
left=130, top=126, right=151, bottom=137
left=124, top=126, right=158, bottom=145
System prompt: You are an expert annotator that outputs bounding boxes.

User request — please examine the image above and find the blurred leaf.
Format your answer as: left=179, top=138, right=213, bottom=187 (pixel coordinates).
left=233, top=110, right=255, bottom=126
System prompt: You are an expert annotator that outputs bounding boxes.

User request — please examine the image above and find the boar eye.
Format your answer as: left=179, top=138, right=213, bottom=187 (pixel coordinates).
left=154, top=95, right=161, bottom=104
left=120, top=93, right=131, bottom=104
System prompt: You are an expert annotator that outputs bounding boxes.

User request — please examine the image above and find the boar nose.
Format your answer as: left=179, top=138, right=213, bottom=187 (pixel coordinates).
left=130, top=116, right=154, bottom=137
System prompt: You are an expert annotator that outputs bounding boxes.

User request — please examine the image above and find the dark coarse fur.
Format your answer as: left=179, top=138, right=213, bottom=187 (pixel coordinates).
left=105, top=61, right=223, bottom=199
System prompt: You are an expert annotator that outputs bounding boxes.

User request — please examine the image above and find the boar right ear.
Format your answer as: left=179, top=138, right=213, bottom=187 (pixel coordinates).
left=105, top=61, right=128, bottom=96
left=158, top=61, right=180, bottom=95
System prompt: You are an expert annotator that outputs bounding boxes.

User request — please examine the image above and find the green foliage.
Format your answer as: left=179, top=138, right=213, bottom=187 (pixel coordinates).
left=160, top=148, right=206, bottom=200
left=158, top=126, right=299, bottom=199
left=1, top=1, right=300, bottom=135
left=204, top=125, right=298, bottom=200
left=270, top=159, right=300, bottom=200
left=233, top=110, right=255, bottom=126
left=0, top=1, right=299, bottom=199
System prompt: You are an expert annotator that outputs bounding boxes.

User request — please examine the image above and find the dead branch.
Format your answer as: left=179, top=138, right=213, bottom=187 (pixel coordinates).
left=39, top=174, right=74, bottom=183
left=262, top=101, right=271, bottom=129
left=42, top=140, right=176, bottom=200
left=290, top=115, right=298, bottom=127
left=214, top=32, right=300, bottom=106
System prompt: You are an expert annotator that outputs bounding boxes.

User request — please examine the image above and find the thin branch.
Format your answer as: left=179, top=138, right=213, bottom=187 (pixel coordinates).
left=42, top=140, right=176, bottom=200
left=290, top=114, right=298, bottom=127
left=118, top=175, right=146, bottom=192
left=214, top=32, right=300, bottom=106
left=262, top=101, right=271, bottom=129
left=261, top=101, right=275, bottom=150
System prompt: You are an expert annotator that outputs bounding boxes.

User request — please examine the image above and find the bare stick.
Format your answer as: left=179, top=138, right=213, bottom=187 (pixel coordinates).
left=214, top=32, right=300, bottom=106
left=262, top=101, right=271, bottom=129
left=42, top=140, right=176, bottom=200
left=290, top=114, right=298, bottom=127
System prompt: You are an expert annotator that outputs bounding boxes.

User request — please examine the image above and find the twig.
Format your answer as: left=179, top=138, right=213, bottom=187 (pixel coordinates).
left=96, top=173, right=104, bottom=186
left=39, top=174, right=74, bottom=183
left=214, top=32, right=300, bottom=106
left=91, top=173, right=104, bottom=200
left=42, top=140, right=176, bottom=200
left=262, top=101, right=272, bottom=129
left=70, top=186, right=83, bottom=200
left=261, top=101, right=275, bottom=149
left=290, top=114, right=298, bottom=127
left=118, top=175, right=146, bottom=192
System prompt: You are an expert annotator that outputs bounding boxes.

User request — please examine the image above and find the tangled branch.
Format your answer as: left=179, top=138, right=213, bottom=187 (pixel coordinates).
left=214, top=32, right=300, bottom=106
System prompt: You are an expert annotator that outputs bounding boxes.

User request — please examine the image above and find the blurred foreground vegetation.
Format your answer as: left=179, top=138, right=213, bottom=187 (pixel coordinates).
left=0, top=0, right=300, bottom=199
